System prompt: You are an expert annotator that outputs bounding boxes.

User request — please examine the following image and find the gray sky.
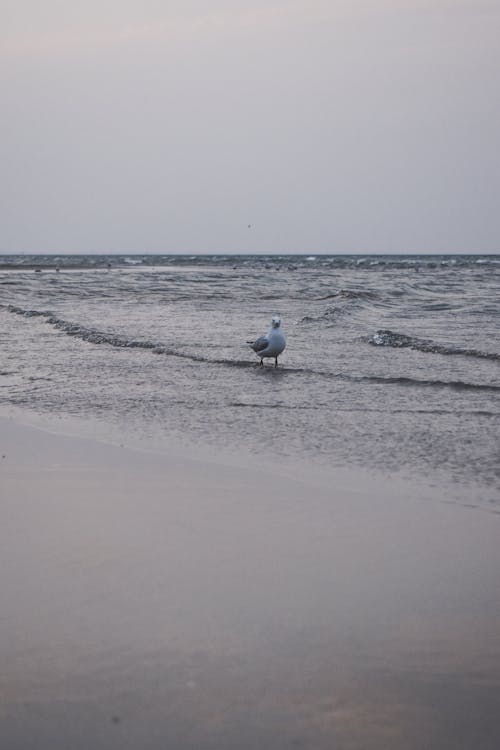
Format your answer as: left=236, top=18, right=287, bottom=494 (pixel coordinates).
left=1, top=0, right=499, bottom=254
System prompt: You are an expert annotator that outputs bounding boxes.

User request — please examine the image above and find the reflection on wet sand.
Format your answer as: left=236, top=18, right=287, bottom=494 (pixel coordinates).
left=1, top=417, right=500, bottom=749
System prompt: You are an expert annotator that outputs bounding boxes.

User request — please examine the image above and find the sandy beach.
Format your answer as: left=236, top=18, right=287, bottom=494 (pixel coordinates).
left=3, top=0, right=500, bottom=741
left=1, top=413, right=499, bottom=749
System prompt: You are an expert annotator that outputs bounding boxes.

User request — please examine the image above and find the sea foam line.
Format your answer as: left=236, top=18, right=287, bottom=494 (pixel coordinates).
left=370, top=329, right=500, bottom=362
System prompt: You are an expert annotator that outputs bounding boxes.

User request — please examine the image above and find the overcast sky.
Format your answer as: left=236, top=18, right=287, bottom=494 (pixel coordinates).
left=1, top=0, right=499, bottom=254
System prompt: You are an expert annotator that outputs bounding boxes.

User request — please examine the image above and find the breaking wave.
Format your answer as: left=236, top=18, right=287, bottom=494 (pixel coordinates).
left=369, top=329, right=500, bottom=362
left=4, top=304, right=249, bottom=367
left=316, top=289, right=379, bottom=301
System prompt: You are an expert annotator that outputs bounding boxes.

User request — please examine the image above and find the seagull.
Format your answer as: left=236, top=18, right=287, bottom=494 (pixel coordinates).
left=247, top=316, right=286, bottom=368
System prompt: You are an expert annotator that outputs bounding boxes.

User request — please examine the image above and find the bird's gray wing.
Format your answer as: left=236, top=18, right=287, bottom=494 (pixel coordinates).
left=249, top=335, right=269, bottom=353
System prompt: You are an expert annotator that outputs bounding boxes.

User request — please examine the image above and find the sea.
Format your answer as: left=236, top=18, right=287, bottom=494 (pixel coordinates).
left=1, top=253, right=499, bottom=506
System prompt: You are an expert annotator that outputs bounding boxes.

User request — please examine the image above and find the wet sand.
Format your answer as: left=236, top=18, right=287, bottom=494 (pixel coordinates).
left=1, top=414, right=500, bottom=749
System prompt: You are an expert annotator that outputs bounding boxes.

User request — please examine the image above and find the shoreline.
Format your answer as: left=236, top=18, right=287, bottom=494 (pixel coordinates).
left=2, top=412, right=500, bottom=748
left=1, top=403, right=496, bottom=514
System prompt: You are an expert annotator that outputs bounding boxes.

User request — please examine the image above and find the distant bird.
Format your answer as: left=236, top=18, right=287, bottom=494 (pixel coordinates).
left=247, top=316, right=286, bottom=368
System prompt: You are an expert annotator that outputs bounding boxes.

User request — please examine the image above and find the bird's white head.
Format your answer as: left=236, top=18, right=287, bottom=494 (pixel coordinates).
left=271, top=316, right=282, bottom=328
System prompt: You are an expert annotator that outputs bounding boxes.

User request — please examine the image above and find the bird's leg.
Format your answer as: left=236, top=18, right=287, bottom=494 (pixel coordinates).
left=275, top=357, right=278, bottom=368
left=260, top=359, right=264, bottom=367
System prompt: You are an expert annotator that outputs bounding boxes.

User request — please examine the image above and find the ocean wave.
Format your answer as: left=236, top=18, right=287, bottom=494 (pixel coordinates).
left=239, top=365, right=500, bottom=392
left=6, top=305, right=51, bottom=317
left=298, top=288, right=385, bottom=323
left=354, top=374, right=500, bottom=393
left=4, top=304, right=253, bottom=367
left=291, top=366, right=500, bottom=392
left=299, top=306, right=342, bottom=324
left=316, top=289, right=379, bottom=301
left=369, top=329, right=500, bottom=361
left=228, top=402, right=316, bottom=409
left=5, top=305, right=499, bottom=392
left=340, top=288, right=379, bottom=300
left=1, top=253, right=499, bottom=274
left=228, top=402, right=499, bottom=416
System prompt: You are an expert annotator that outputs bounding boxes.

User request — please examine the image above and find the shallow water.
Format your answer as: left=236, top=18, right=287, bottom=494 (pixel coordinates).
left=1, top=253, right=499, bottom=504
